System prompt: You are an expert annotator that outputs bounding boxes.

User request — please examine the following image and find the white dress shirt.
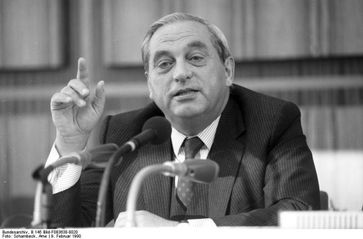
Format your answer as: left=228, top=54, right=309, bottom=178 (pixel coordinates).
left=171, top=116, right=220, bottom=184
left=45, top=144, right=82, bottom=193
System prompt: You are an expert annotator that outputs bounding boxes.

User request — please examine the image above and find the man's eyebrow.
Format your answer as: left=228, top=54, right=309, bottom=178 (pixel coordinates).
left=187, top=41, right=208, bottom=51
left=152, top=50, right=172, bottom=64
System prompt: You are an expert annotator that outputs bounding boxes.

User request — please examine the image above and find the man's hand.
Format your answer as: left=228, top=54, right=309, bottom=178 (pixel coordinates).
left=50, top=57, right=106, bottom=155
left=114, top=210, right=180, bottom=227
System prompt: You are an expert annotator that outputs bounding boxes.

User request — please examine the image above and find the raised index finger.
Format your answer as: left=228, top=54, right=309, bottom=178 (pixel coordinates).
left=76, top=57, right=89, bottom=85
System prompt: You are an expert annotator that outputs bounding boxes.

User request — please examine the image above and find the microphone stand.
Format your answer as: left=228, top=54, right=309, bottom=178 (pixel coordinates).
left=31, top=182, right=43, bottom=227
left=95, top=144, right=134, bottom=227
left=31, top=166, right=54, bottom=228
left=40, top=181, right=53, bottom=228
left=125, top=164, right=172, bottom=227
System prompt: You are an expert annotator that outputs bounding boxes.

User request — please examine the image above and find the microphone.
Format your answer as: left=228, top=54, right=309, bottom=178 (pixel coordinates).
left=37, top=143, right=119, bottom=182
left=115, top=116, right=171, bottom=157
left=163, top=159, right=219, bottom=184
left=95, top=116, right=171, bottom=227
left=71, top=143, right=120, bottom=167
left=125, top=159, right=219, bottom=227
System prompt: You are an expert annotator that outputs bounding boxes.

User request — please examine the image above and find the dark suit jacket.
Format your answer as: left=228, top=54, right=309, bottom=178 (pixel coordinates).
left=52, top=84, right=320, bottom=227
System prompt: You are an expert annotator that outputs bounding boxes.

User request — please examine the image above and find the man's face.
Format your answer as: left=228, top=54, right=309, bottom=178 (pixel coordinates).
left=146, top=21, right=234, bottom=126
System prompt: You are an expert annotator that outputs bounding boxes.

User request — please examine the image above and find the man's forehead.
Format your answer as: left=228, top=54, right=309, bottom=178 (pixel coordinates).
left=149, top=21, right=212, bottom=52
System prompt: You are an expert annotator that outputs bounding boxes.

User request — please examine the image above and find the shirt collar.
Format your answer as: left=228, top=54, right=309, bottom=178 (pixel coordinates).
left=171, top=116, right=221, bottom=156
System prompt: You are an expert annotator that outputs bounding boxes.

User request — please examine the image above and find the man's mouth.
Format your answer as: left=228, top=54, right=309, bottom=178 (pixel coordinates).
left=174, top=88, right=199, bottom=97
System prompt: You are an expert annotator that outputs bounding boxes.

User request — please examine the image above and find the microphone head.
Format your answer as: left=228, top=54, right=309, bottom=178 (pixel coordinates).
left=142, top=116, right=171, bottom=145
left=183, top=159, right=219, bottom=184
left=81, top=143, right=119, bottom=168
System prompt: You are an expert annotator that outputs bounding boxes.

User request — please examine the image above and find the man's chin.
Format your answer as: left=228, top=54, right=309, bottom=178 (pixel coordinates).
left=171, top=106, right=204, bottom=119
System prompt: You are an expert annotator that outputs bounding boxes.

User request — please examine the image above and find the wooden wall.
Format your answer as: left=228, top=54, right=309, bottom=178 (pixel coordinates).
left=103, top=0, right=363, bottom=65
left=0, top=0, right=65, bottom=69
left=0, top=0, right=363, bottom=223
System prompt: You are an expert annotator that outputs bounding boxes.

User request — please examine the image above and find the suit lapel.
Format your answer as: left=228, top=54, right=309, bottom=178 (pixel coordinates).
left=137, top=139, right=172, bottom=218
left=208, top=97, right=246, bottom=218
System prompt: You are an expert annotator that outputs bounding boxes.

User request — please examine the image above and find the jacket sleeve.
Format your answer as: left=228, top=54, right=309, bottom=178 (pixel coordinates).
left=51, top=116, right=114, bottom=228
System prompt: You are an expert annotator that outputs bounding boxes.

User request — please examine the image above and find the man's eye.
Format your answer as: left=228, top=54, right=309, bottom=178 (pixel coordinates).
left=157, top=61, right=173, bottom=69
left=189, top=55, right=205, bottom=64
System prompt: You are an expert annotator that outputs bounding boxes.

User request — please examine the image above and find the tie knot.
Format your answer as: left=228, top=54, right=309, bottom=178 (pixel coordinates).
left=184, top=137, right=204, bottom=159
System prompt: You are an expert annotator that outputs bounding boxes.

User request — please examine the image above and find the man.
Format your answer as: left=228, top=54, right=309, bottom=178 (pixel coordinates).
left=47, top=12, right=320, bottom=227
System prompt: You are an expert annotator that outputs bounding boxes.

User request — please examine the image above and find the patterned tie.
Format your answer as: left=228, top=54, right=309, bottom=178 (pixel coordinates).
left=176, top=137, right=204, bottom=207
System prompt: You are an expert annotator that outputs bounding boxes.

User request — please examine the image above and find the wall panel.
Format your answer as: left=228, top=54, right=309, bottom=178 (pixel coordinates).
left=103, top=0, right=165, bottom=66
left=254, top=0, right=312, bottom=58
left=328, top=0, right=363, bottom=55
left=7, top=114, right=54, bottom=197
left=0, top=115, right=10, bottom=222
left=102, top=0, right=363, bottom=65
left=313, top=151, right=363, bottom=210
left=176, top=0, right=235, bottom=54
left=0, top=0, right=65, bottom=69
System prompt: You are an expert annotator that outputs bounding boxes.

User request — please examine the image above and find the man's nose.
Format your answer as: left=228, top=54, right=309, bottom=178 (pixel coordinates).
left=173, top=61, right=192, bottom=82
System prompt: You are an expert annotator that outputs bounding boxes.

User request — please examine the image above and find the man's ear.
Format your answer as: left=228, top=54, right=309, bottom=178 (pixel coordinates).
left=224, top=56, right=235, bottom=86
left=146, top=75, right=154, bottom=99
